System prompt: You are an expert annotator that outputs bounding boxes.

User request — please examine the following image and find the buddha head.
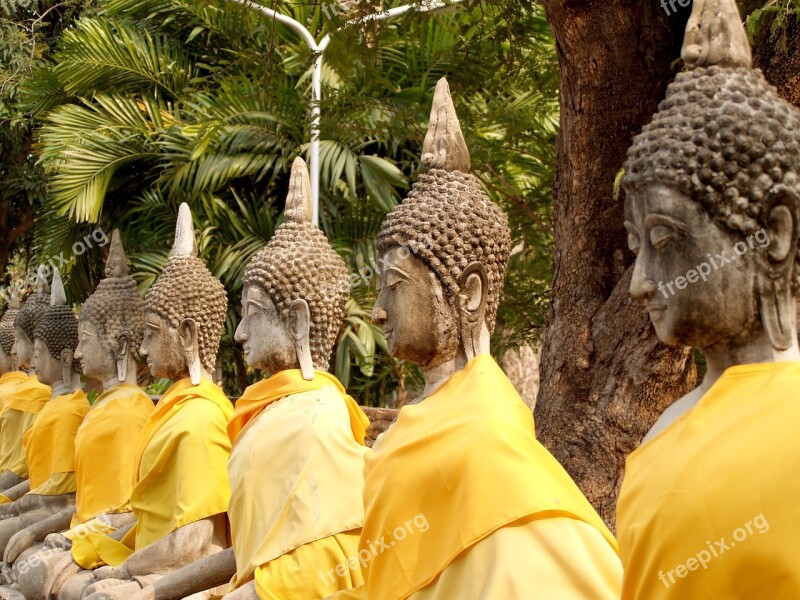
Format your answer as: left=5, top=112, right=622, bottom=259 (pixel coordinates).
left=140, top=203, right=228, bottom=385
left=235, top=158, right=350, bottom=379
left=622, top=0, right=800, bottom=353
left=0, top=292, right=20, bottom=374
left=33, top=269, right=80, bottom=387
left=75, top=230, right=145, bottom=386
left=13, top=267, right=51, bottom=372
left=372, top=78, right=512, bottom=370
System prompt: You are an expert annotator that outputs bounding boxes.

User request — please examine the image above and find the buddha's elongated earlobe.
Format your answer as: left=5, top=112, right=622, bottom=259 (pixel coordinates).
left=116, top=335, right=129, bottom=382
left=458, top=264, right=490, bottom=361
left=179, top=319, right=203, bottom=385
left=290, top=299, right=314, bottom=381
left=757, top=186, right=800, bottom=351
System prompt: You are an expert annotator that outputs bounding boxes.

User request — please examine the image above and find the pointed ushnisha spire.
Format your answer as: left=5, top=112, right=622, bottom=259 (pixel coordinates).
left=8, top=290, right=19, bottom=311
left=51, top=269, right=67, bottom=307
left=171, top=203, right=198, bottom=258
left=422, top=78, right=471, bottom=173
left=36, top=265, right=50, bottom=296
left=681, top=0, right=752, bottom=70
left=105, top=229, right=130, bottom=278
left=284, top=158, right=314, bottom=224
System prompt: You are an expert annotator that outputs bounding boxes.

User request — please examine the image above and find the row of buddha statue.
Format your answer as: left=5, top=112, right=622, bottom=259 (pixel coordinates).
left=0, top=0, right=797, bottom=597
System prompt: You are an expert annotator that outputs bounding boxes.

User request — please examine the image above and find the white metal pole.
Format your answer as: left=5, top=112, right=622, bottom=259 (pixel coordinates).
left=230, top=0, right=467, bottom=225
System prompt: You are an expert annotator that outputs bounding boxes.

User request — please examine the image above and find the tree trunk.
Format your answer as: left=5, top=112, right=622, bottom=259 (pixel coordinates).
left=752, top=13, right=800, bottom=108
left=535, top=1, right=698, bottom=527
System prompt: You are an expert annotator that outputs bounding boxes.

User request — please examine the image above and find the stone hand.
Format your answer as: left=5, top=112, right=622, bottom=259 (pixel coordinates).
left=82, top=579, right=142, bottom=600
left=91, top=565, right=127, bottom=581
left=43, top=532, right=71, bottom=550
left=4, top=528, right=35, bottom=563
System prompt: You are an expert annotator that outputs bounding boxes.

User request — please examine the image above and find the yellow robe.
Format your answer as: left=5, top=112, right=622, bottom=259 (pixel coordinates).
left=76, top=378, right=233, bottom=568
left=23, top=389, right=89, bottom=496
left=0, top=372, right=50, bottom=480
left=340, top=354, right=620, bottom=600
left=617, top=361, right=800, bottom=599
left=67, top=384, right=155, bottom=567
left=226, top=370, right=370, bottom=599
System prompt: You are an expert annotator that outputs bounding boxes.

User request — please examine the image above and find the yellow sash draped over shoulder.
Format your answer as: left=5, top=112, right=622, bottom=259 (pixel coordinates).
left=226, top=370, right=369, bottom=594
left=77, top=378, right=233, bottom=568
left=23, top=389, right=89, bottom=495
left=357, top=354, right=618, bottom=600
left=617, top=362, right=800, bottom=599
left=131, top=377, right=233, bottom=550
left=0, top=373, right=51, bottom=480
left=73, top=383, right=154, bottom=523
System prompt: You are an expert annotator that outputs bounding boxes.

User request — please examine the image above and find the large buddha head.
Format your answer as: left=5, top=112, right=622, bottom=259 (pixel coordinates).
left=33, top=269, right=80, bottom=387
left=13, top=268, right=51, bottom=372
left=372, top=78, right=512, bottom=370
left=622, top=0, right=800, bottom=353
left=140, top=203, right=228, bottom=384
left=235, top=158, right=350, bottom=379
left=0, top=292, right=20, bottom=374
left=75, top=230, right=145, bottom=386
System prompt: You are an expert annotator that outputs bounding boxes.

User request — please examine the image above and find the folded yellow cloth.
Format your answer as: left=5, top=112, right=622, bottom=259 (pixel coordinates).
left=77, top=377, right=233, bottom=567
left=618, top=361, right=800, bottom=599
left=0, top=372, right=51, bottom=479
left=228, top=369, right=369, bottom=445
left=72, top=383, right=154, bottom=524
left=355, top=354, right=618, bottom=600
left=23, top=389, right=89, bottom=495
left=227, top=371, right=369, bottom=592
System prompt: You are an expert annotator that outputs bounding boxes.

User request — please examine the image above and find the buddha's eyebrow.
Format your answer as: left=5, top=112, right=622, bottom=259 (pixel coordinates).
left=385, top=266, right=411, bottom=279
left=643, top=214, right=688, bottom=232
left=145, top=322, right=160, bottom=331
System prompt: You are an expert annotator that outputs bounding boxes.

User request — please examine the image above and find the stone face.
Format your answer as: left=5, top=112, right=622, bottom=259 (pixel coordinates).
left=141, top=203, right=227, bottom=382
left=237, top=157, right=350, bottom=375
left=77, top=230, right=144, bottom=384
left=372, top=78, right=511, bottom=391
left=621, top=0, right=800, bottom=441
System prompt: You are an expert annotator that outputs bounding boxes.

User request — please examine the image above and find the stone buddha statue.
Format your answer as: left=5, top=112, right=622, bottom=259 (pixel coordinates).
left=615, top=0, right=800, bottom=597
left=4, top=231, right=155, bottom=600
left=0, top=292, right=37, bottom=492
left=58, top=204, right=233, bottom=600
left=0, top=270, right=90, bottom=558
left=332, top=79, right=622, bottom=600
left=126, top=158, right=370, bottom=600
left=0, top=273, right=52, bottom=495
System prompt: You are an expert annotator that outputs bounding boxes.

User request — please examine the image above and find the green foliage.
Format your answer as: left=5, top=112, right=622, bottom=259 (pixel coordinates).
left=744, top=0, right=800, bottom=48
left=4, top=0, right=557, bottom=405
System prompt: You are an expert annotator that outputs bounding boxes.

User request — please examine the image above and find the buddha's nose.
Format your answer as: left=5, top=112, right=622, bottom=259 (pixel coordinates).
left=372, top=306, right=388, bottom=325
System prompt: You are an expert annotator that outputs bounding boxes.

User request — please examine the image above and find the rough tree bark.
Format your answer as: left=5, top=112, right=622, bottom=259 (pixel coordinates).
left=752, top=12, right=800, bottom=108
left=534, top=2, right=698, bottom=527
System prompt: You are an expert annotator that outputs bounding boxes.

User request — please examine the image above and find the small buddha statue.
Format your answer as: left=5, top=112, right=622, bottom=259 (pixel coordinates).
left=0, top=273, right=52, bottom=495
left=0, top=270, right=90, bottom=558
left=58, top=204, right=232, bottom=600
left=133, top=158, right=370, bottom=600
left=6, top=231, right=155, bottom=600
left=0, top=292, right=35, bottom=492
left=616, top=0, right=800, bottom=597
left=332, top=79, right=622, bottom=599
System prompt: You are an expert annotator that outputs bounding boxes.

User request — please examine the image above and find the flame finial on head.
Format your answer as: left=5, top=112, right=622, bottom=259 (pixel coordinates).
left=681, top=0, right=752, bottom=70
left=422, top=78, right=471, bottom=173
left=284, top=158, right=314, bottom=224
left=35, top=265, right=50, bottom=296
left=8, top=291, right=19, bottom=311
left=171, top=203, right=198, bottom=258
left=105, top=230, right=130, bottom=278
left=51, top=269, right=67, bottom=307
